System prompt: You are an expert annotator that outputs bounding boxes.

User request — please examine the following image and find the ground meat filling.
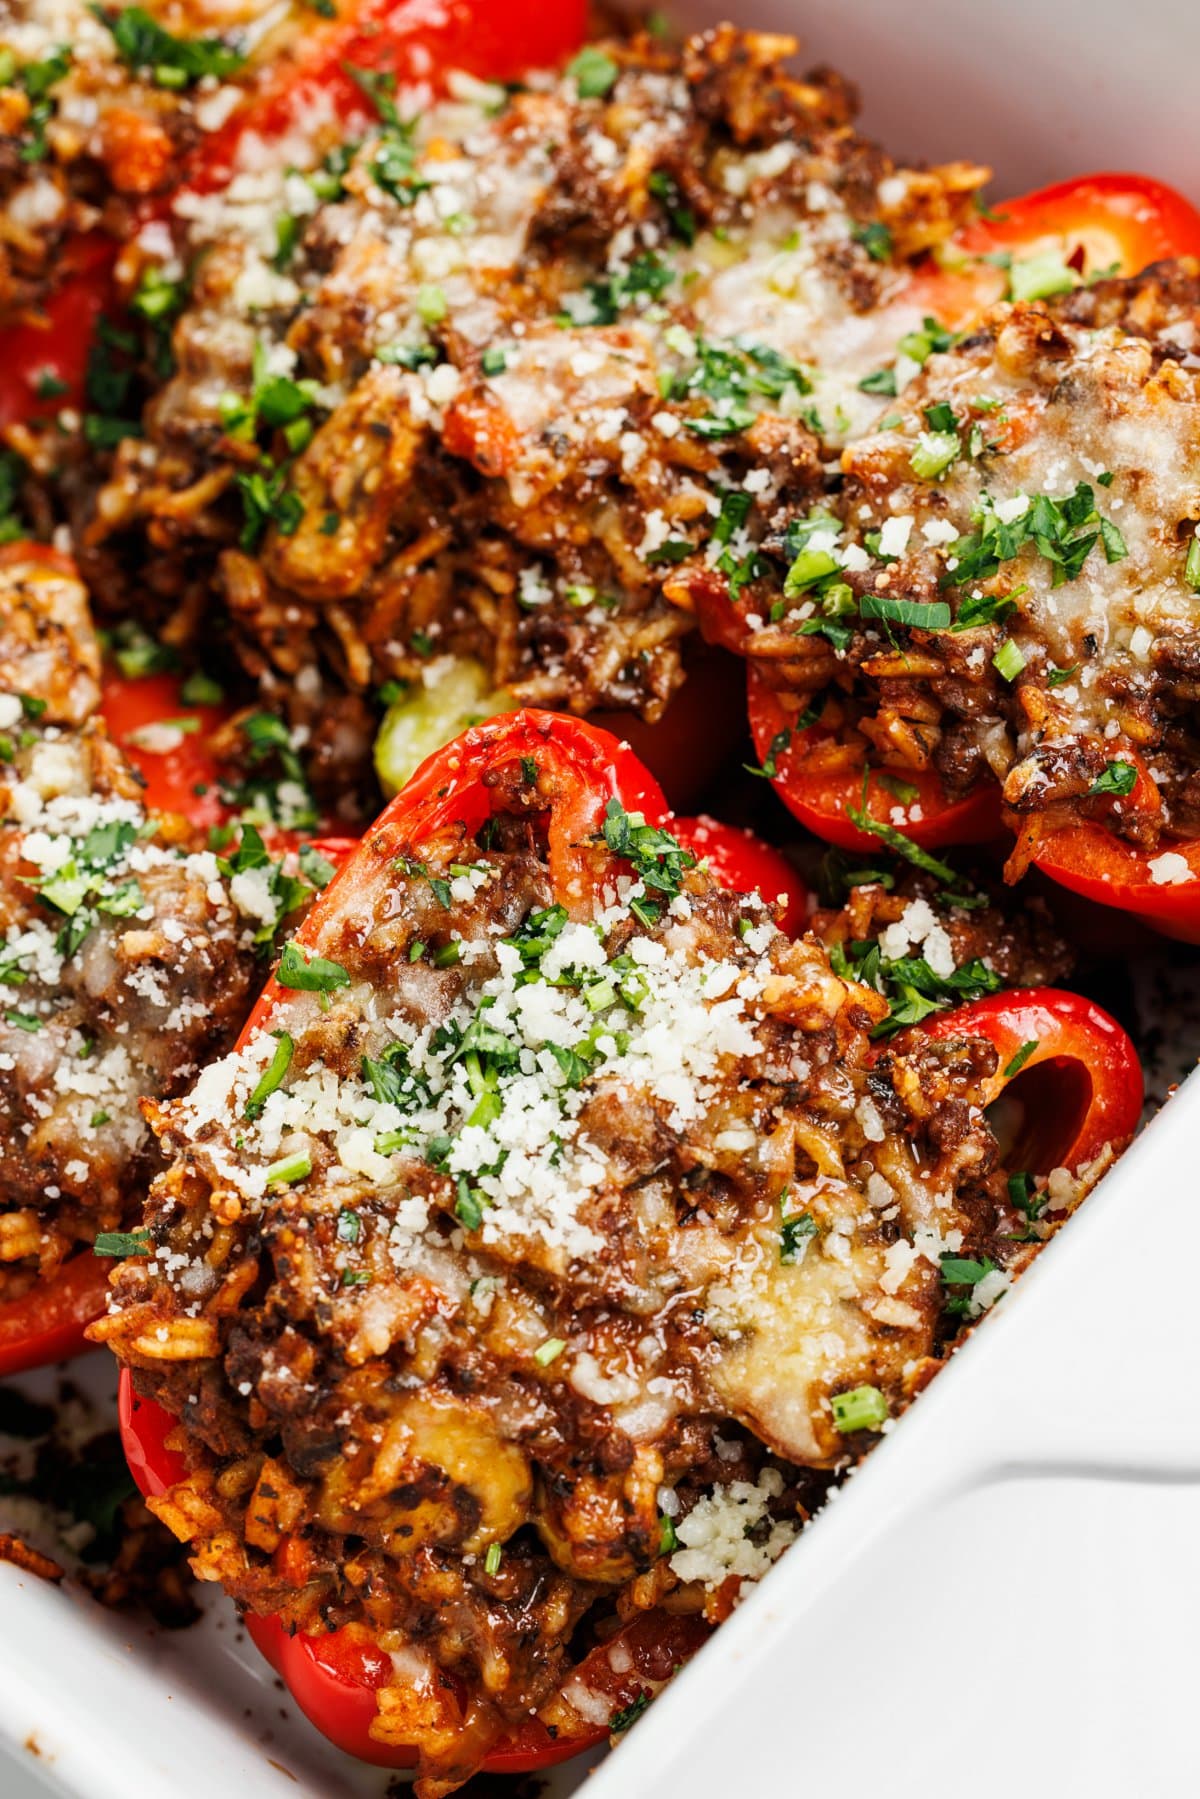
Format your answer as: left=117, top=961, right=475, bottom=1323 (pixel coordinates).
left=0, top=552, right=303, bottom=1295
left=729, top=264, right=1200, bottom=866
left=68, top=26, right=983, bottom=724
left=98, top=779, right=1055, bottom=1792
left=810, top=864, right=1074, bottom=1034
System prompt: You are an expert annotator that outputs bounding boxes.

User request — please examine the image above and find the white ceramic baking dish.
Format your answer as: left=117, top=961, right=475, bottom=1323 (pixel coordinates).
left=4, top=4, right=1200, bottom=1795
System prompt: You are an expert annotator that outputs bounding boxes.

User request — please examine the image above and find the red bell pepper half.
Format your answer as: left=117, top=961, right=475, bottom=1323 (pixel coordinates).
left=671, top=811, right=808, bottom=936
left=0, top=547, right=355, bottom=1377
left=115, top=709, right=1141, bottom=1770
left=740, top=174, right=1200, bottom=927
left=118, top=709, right=733, bottom=1771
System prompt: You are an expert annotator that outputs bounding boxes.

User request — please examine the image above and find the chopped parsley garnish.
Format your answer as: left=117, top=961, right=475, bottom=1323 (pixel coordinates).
left=844, top=780, right=958, bottom=885
left=1003, top=1039, right=1039, bottom=1078
left=780, top=1203, right=817, bottom=1264
left=898, top=316, right=957, bottom=366
left=647, top=169, right=696, bottom=245
left=943, top=482, right=1123, bottom=592
left=559, top=252, right=674, bottom=326
left=94, top=1229, right=151, bottom=1257
left=610, top=1693, right=652, bottom=1734
left=276, top=942, right=351, bottom=993
left=939, top=1253, right=999, bottom=1315
left=0, top=449, right=30, bottom=544
left=244, top=1031, right=293, bottom=1119
left=567, top=44, right=619, bottom=98
left=90, top=5, right=245, bottom=86
left=235, top=462, right=304, bottom=550
left=601, top=800, right=695, bottom=905
left=84, top=316, right=143, bottom=449
left=9, top=46, right=71, bottom=162
left=860, top=596, right=952, bottom=630
left=851, top=220, right=893, bottom=262
left=831, top=1385, right=889, bottom=1432
left=1089, top=759, right=1137, bottom=799
left=221, top=341, right=322, bottom=444
left=666, top=336, right=812, bottom=439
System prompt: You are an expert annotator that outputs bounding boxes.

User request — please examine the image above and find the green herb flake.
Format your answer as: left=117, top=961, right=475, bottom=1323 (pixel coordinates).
left=1003, top=1039, right=1039, bottom=1078
left=910, top=429, right=960, bottom=482
left=264, top=1151, right=312, bottom=1186
left=244, top=1031, right=293, bottom=1119
left=860, top=596, right=952, bottom=629
left=610, top=1692, right=652, bottom=1734
left=90, top=4, right=246, bottom=86
left=1008, top=251, right=1078, bottom=303
left=831, top=1385, right=889, bottom=1433
left=94, top=1229, right=151, bottom=1257
left=992, top=637, right=1026, bottom=682
left=852, top=220, right=893, bottom=262
left=1184, top=536, right=1200, bottom=590
left=780, top=1204, right=818, bottom=1265
left=1090, top=759, right=1137, bottom=798
left=567, top=44, right=619, bottom=98
left=276, top=941, right=351, bottom=993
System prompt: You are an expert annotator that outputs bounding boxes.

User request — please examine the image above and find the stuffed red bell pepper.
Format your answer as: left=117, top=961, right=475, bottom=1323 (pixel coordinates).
left=98, top=708, right=1139, bottom=1792
left=712, top=250, right=1200, bottom=939
left=0, top=544, right=348, bottom=1375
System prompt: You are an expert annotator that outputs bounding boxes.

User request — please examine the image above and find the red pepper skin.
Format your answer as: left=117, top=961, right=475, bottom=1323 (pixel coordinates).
left=239, top=708, right=670, bottom=1040
left=99, top=669, right=234, bottom=830
left=0, top=1255, right=113, bottom=1378
left=913, top=987, right=1143, bottom=1174
left=672, top=813, right=807, bottom=936
left=0, top=235, right=116, bottom=429
left=591, top=645, right=749, bottom=815
left=746, top=666, right=1002, bottom=853
left=186, top=0, right=587, bottom=198
left=1029, top=827, right=1200, bottom=945
left=910, top=172, right=1200, bottom=327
